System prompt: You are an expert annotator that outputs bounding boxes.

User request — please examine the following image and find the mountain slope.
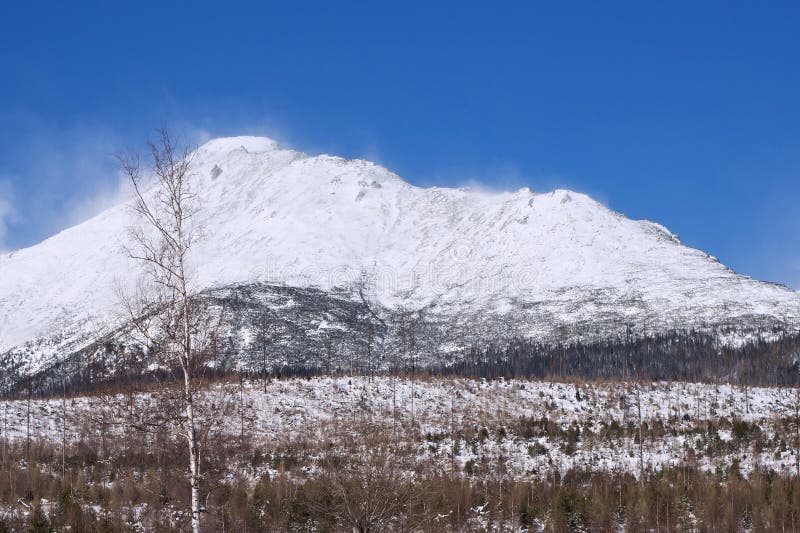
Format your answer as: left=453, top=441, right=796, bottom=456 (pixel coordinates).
left=1, top=136, right=799, bottom=374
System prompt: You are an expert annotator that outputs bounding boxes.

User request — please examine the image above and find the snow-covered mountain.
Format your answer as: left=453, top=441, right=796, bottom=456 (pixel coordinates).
left=2, top=136, right=799, bottom=377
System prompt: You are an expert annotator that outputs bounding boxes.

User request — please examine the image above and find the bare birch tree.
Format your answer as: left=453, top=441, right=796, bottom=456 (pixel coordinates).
left=256, top=311, right=280, bottom=393
left=357, top=270, right=386, bottom=383
left=118, top=129, right=210, bottom=533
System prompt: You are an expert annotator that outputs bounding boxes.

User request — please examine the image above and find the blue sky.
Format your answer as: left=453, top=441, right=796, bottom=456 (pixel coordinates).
left=1, top=1, right=799, bottom=287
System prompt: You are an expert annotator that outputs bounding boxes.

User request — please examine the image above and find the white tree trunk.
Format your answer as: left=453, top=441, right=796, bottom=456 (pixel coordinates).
left=185, top=375, right=201, bottom=533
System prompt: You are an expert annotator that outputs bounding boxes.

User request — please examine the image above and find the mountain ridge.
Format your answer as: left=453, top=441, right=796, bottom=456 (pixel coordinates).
left=1, top=136, right=799, bottom=376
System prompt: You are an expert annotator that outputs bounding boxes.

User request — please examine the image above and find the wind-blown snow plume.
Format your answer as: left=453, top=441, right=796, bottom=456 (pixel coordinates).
left=0, top=179, right=16, bottom=252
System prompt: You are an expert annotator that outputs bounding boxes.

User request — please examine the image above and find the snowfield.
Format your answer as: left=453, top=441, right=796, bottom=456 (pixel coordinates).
left=3, top=376, right=799, bottom=480
left=2, top=137, right=800, bottom=376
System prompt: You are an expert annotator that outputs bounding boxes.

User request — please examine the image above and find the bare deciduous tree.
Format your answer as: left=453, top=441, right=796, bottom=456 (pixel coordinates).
left=357, top=270, right=386, bottom=383
left=311, top=440, right=416, bottom=533
left=795, top=387, right=800, bottom=479
left=257, top=312, right=273, bottom=393
left=118, top=129, right=213, bottom=533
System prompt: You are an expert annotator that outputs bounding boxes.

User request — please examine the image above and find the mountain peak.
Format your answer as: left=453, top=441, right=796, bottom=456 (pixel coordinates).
left=2, top=136, right=800, bottom=372
left=197, top=136, right=283, bottom=156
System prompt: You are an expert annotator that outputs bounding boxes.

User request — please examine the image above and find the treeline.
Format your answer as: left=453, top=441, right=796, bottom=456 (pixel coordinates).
left=437, top=330, right=800, bottom=387
left=2, top=430, right=800, bottom=531
left=6, top=328, right=800, bottom=399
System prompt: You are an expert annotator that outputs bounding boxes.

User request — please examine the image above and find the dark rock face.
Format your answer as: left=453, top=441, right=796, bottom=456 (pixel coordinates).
left=4, top=281, right=798, bottom=396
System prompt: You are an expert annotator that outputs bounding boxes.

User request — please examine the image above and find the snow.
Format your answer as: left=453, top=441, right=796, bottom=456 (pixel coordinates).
left=1, top=136, right=800, bottom=371
left=2, top=377, right=798, bottom=480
